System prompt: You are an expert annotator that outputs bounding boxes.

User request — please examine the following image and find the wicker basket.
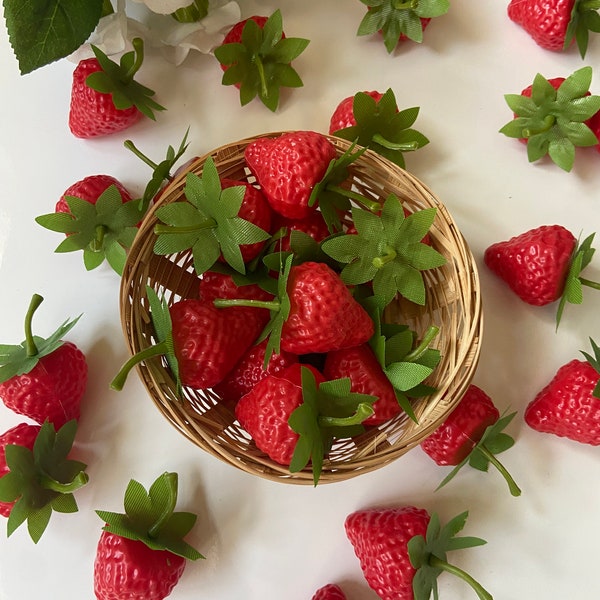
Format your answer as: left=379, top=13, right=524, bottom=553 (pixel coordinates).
left=119, top=132, right=482, bottom=484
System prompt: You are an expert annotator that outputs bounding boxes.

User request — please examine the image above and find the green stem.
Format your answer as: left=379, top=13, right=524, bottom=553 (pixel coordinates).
left=154, top=219, right=217, bottom=236
left=213, top=298, right=281, bottom=311
left=428, top=555, right=493, bottom=600
left=123, top=38, right=145, bottom=83
left=40, top=471, right=89, bottom=494
left=327, top=185, right=382, bottom=213
left=372, top=246, right=397, bottom=268
left=404, top=326, right=440, bottom=362
left=124, top=140, right=161, bottom=172
left=318, top=403, right=374, bottom=427
left=24, top=294, right=44, bottom=357
left=475, top=444, right=522, bottom=497
left=372, top=133, right=419, bottom=152
left=522, top=115, right=555, bottom=138
left=171, top=0, right=209, bottom=22
left=255, top=56, right=269, bottom=100
left=89, top=225, right=107, bottom=252
left=110, top=341, right=169, bottom=391
left=394, top=0, right=418, bottom=9
left=581, top=277, right=600, bottom=291
left=148, top=473, right=178, bottom=539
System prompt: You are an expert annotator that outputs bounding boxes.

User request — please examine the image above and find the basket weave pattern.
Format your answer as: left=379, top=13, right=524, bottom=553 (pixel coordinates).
left=119, top=133, right=482, bottom=484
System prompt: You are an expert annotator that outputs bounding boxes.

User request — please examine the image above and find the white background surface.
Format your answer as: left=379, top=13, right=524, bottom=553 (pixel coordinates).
left=1, top=1, right=600, bottom=598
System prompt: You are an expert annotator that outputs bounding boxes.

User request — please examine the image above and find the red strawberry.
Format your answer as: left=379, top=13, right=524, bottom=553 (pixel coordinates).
left=525, top=338, right=600, bottom=445
left=56, top=174, right=133, bottom=214
left=244, top=131, right=338, bottom=220
left=324, top=344, right=400, bottom=425
left=0, top=423, right=40, bottom=517
left=272, top=211, right=330, bottom=253
left=589, top=108, right=600, bottom=152
left=484, top=225, right=599, bottom=326
left=220, top=178, right=272, bottom=262
left=312, top=583, right=347, bottom=600
left=198, top=270, right=273, bottom=304
left=329, top=90, right=384, bottom=134
left=219, top=16, right=270, bottom=78
left=345, top=506, right=491, bottom=600
left=507, top=0, right=600, bottom=57
left=213, top=338, right=298, bottom=409
left=69, top=38, right=164, bottom=138
left=93, top=472, right=203, bottom=600
left=0, top=294, right=87, bottom=428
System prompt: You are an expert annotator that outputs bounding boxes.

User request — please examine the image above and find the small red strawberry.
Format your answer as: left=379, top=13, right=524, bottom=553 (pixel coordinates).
left=420, top=384, right=521, bottom=496
left=0, top=423, right=40, bottom=517
left=36, top=174, right=142, bottom=275
left=94, top=472, right=203, bottom=600
left=312, top=583, right=347, bottom=600
left=271, top=211, right=330, bottom=253
left=484, top=224, right=599, bottom=327
left=213, top=10, right=309, bottom=111
left=69, top=38, right=164, bottom=138
left=507, top=0, right=600, bottom=57
left=525, top=338, right=600, bottom=445
left=589, top=108, right=600, bottom=152
left=0, top=420, right=88, bottom=542
left=329, top=90, right=384, bottom=133
left=345, top=506, right=491, bottom=600
left=0, top=294, right=87, bottom=428
left=198, top=270, right=273, bottom=304
left=235, top=363, right=375, bottom=483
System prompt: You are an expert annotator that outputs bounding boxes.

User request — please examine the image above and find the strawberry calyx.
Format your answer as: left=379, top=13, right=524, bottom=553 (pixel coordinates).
left=407, top=511, right=492, bottom=600
left=363, top=295, right=441, bottom=422
left=289, top=366, right=376, bottom=485
left=321, top=194, right=446, bottom=306
left=36, top=185, right=144, bottom=275
left=214, top=10, right=310, bottom=112
left=152, top=156, right=270, bottom=275
left=0, top=420, right=89, bottom=543
left=581, top=337, right=600, bottom=398
left=357, top=0, right=450, bottom=50
left=0, top=294, right=81, bottom=384
left=95, top=471, right=204, bottom=560
left=110, top=287, right=182, bottom=394
left=87, top=37, right=166, bottom=120
left=565, top=0, right=600, bottom=58
left=556, top=231, right=599, bottom=328
left=499, top=66, right=600, bottom=172
left=436, top=411, right=522, bottom=497
left=331, top=89, right=429, bottom=169
left=171, top=0, right=208, bottom=23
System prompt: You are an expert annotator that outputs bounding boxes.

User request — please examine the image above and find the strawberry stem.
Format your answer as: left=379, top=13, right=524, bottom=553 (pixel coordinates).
left=522, top=115, right=555, bottom=138
left=475, top=444, right=522, bottom=497
left=213, top=298, right=280, bottom=311
left=326, top=185, right=382, bottom=213
left=372, top=133, right=419, bottom=152
left=428, top=555, right=493, bottom=600
left=148, top=472, right=178, bottom=539
left=372, top=246, right=397, bottom=268
left=318, top=402, right=374, bottom=427
left=124, top=38, right=145, bottom=83
left=124, top=139, right=161, bottom=171
left=404, top=326, right=439, bottom=362
left=39, top=471, right=89, bottom=494
left=110, top=341, right=170, bottom=391
left=255, top=56, right=269, bottom=100
left=90, top=225, right=107, bottom=252
left=581, top=277, right=600, bottom=290
left=24, top=294, right=44, bottom=357
left=154, top=219, right=217, bottom=235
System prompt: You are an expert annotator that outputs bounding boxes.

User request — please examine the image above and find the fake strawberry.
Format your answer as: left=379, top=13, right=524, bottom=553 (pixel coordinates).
left=69, top=38, right=165, bottom=138
left=271, top=211, right=330, bottom=253
left=345, top=506, right=492, bottom=600
left=111, top=287, right=267, bottom=393
left=589, top=107, right=600, bottom=152
left=153, top=156, right=271, bottom=276
left=0, top=420, right=88, bottom=543
left=36, top=174, right=142, bottom=275
left=236, top=363, right=375, bottom=484
left=214, top=10, right=309, bottom=111
left=0, top=294, right=87, bottom=428
left=94, top=472, right=203, bottom=600
left=244, top=131, right=338, bottom=220
left=420, top=385, right=521, bottom=496
left=198, top=270, right=274, bottom=304
left=525, top=338, right=600, bottom=445
left=499, top=66, right=600, bottom=171
left=507, top=0, right=600, bottom=57
left=357, top=0, right=449, bottom=51
left=312, top=584, right=347, bottom=600
left=484, top=224, right=599, bottom=327
left=0, top=423, right=40, bottom=517
left=329, top=89, right=429, bottom=168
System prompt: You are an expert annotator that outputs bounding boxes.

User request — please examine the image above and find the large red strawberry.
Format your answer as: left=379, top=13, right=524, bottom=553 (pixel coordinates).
left=420, top=384, right=521, bottom=496
left=244, top=131, right=338, bottom=220
left=345, top=506, right=491, bottom=600
left=56, top=174, right=133, bottom=214
left=507, top=0, right=600, bottom=57
left=484, top=224, right=599, bottom=326
left=0, top=423, right=40, bottom=517
left=525, top=339, right=600, bottom=445
left=198, top=270, right=273, bottom=304
left=0, top=294, right=87, bottom=428
left=0, top=420, right=88, bottom=542
left=311, top=583, right=347, bottom=600
left=94, top=472, right=203, bottom=600
left=69, top=38, right=164, bottom=138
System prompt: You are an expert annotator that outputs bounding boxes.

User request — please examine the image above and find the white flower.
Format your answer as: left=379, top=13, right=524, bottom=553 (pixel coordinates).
left=131, top=0, right=192, bottom=14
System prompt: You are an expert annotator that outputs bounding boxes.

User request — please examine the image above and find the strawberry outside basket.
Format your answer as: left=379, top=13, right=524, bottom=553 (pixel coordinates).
left=119, top=132, right=483, bottom=485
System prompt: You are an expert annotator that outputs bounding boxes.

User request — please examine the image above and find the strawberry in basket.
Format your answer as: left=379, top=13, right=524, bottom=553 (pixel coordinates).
left=0, top=294, right=87, bottom=428
left=311, top=584, right=347, bottom=600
